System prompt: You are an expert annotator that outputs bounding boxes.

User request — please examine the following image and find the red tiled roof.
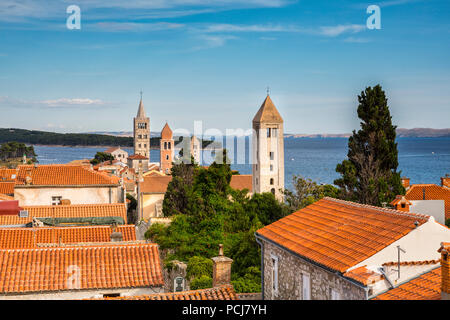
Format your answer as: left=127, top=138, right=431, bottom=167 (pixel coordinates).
left=343, top=266, right=384, bottom=285
left=256, top=197, right=429, bottom=273
left=15, top=165, right=119, bottom=186
left=0, top=168, right=17, bottom=182
left=230, top=175, right=253, bottom=191
left=128, top=154, right=148, bottom=160
left=0, top=203, right=127, bottom=226
left=104, top=147, right=120, bottom=153
left=405, top=184, right=450, bottom=220
left=0, top=225, right=136, bottom=249
left=0, top=243, right=163, bottom=294
left=0, top=194, right=14, bottom=201
left=0, top=182, right=14, bottom=195
left=97, top=285, right=238, bottom=300
left=372, top=267, right=441, bottom=300
left=141, top=175, right=172, bottom=194
left=161, top=122, right=173, bottom=140
left=253, top=95, right=283, bottom=123
left=382, top=260, right=440, bottom=267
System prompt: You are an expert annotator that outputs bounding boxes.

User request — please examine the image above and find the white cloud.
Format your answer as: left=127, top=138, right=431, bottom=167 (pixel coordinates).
left=318, top=24, right=366, bottom=37
left=91, top=21, right=184, bottom=32
left=0, top=96, right=110, bottom=109
left=202, top=23, right=300, bottom=33
left=41, top=98, right=105, bottom=107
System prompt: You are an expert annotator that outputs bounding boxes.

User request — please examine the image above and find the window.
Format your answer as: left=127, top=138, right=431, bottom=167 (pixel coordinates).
left=267, top=128, right=271, bottom=138
left=144, top=135, right=147, bottom=139
left=103, top=293, right=120, bottom=298
left=256, top=178, right=258, bottom=185
left=271, top=188, right=275, bottom=195
left=270, top=152, right=274, bottom=160
left=168, top=142, right=171, bottom=149
left=166, top=155, right=169, bottom=160
left=138, top=123, right=147, bottom=129
left=164, top=142, right=167, bottom=149
left=139, top=144, right=141, bottom=148
left=270, top=178, right=274, bottom=185
left=138, top=134, right=142, bottom=139
left=256, top=164, right=258, bottom=171
left=51, top=196, right=62, bottom=206
left=270, top=164, right=273, bottom=171
left=331, top=289, right=340, bottom=300
left=144, top=144, right=147, bottom=148
left=272, top=129, right=278, bottom=137
left=271, top=255, right=279, bottom=296
left=302, top=273, right=311, bottom=300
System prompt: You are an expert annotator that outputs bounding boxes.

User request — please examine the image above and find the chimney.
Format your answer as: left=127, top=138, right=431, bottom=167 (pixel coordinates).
left=211, top=244, right=233, bottom=287
left=439, top=242, right=450, bottom=300
left=401, top=177, right=410, bottom=190
left=111, top=231, right=123, bottom=242
left=442, top=175, right=450, bottom=188
left=393, top=196, right=411, bottom=212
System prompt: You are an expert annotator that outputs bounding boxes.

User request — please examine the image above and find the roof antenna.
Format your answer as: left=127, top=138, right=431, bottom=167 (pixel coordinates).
left=393, top=245, right=406, bottom=280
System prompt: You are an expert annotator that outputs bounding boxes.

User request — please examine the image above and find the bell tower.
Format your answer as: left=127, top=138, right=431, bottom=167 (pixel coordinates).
left=252, top=93, right=284, bottom=201
left=134, top=93, right=150, bottom=158
left=160, top=122, right=174, bottom=174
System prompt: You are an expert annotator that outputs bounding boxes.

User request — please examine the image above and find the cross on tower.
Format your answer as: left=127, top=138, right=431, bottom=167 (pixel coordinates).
left=140, top=90, right=143, bottom=100
left=266, top=86, right=270, bottom=96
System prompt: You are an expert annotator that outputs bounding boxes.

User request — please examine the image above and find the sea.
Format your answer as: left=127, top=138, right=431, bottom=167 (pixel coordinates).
left=33, top=137, right=450, bottom=190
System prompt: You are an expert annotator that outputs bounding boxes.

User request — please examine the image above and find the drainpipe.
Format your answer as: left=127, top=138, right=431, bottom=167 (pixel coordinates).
left=255, top=234, right=265, bottom=300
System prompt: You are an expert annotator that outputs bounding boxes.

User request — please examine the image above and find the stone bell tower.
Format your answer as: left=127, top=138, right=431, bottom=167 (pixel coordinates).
left=134, top=93, right=150, bottom=158
left=160, top=122, right=174, bottom=174
left=252, top=93, right=284, bottom=201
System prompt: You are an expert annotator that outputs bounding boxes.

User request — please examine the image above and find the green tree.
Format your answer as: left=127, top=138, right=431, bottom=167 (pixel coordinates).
left=190, top=275, right=213, bottom=290
left=284, top=175, right=339, bottom=211
left=334, top=85, right=405, bottom=206
left=90, top=151, right=114, bottom=165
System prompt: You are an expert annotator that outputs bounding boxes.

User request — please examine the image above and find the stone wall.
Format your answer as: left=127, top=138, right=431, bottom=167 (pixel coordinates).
left=262, top=240, right=366, bottom=300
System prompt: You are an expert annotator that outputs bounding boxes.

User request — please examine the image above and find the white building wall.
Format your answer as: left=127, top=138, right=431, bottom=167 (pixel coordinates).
left=410, top=200, right=446, bottom=225
left=14, top=186, right=123, bottom=206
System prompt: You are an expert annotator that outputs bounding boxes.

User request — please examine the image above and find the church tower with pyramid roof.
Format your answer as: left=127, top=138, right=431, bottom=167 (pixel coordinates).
left=160, top=122, right=174, bottom=173
left=133, top=95, right=150, bottom=158
left=252, top=94, right=284, bottom=201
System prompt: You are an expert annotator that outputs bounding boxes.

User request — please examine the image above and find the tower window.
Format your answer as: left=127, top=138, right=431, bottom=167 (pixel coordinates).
left=138, top=123, right=147, bottom=129
left=270, top=178, right=274, bottom=185
left=270, top=152, right=274, bottom=160
left=138, top=135, right=142, bottom=139
left=166, top=155, right=169, bottom=160
left=267, top=128, right=271, bottom=138
left=164, top=142, right=167, bottom=149
left=272, top=129, right=278, bottom=137
left=139, top=144, right=141, bottom=148
left=144, top=135, right=147, bottom=139
left=168, top=142, right=171, bottom=149
left=270, top=164, right=273, bottom=171
left=144, top=144, right=147, bottom=148
left=271, top=188, right=275, bottom=195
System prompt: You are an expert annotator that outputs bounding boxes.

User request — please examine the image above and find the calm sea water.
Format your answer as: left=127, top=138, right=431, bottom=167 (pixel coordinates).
left=34, top=137, right=450, bottom=190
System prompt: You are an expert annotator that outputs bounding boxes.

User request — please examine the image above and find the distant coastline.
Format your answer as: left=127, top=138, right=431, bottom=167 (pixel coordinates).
left=285, top=128, right=450, bottom=139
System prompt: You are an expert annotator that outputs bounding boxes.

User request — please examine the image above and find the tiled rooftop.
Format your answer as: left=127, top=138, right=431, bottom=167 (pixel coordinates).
left=0, top=225, right=136, bottom=249
left=0, top=168, right=17, bottom=182
left=0, top=182, right=14, bottom=195
left=405, top=184, right=450, bottom=220
left=252, top=95, right=283, bottom=124
left=230, top=174, right=253, bottom=192
left=97, top=285, right=238, bottom=300
left=0, top=203, right=127, bottom=226
left=343, top=266, right=383, bottom=285
left=0, top=243, right=163, bottom=294
left=15, top=165, right=119, bottom=186
left=256, top=197, right=429, bottom=273
left=372, top=267, right=441, bottom=300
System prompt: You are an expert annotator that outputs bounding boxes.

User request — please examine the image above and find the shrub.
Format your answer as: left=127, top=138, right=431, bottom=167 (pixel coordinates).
left=186, top=256, right=213, bottom=281
left=190, top=275, right=212, bottom=290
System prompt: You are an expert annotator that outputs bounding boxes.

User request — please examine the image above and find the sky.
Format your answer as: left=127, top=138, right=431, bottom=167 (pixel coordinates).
left=0, top=0, right=449, bottom=135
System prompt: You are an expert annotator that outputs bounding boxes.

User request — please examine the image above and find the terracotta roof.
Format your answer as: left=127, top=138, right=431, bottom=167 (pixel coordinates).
left=372, top=267, right=441, bottom=300
left=405, top=184, right=450, bottom=220
left=343, top=266, right=384, bottom=285
left=128, top=154, right=148, bottom=160
left=256, top=197, right=429, bottom=273
left=0, top=168, right=17, bottom=182
left=97, top=285, right=238, bottom=300
left=0, top=194, right=14, bottom=201
left=161, top=122, right=173, bottom=140
left=230, top=175, right=253, bottom=192
left=0, top=203, right=127, bottom=226
left=141, top=175, right=172, bottom=193
left=0, top=182, right=14, bottom=195
left=382, top=260, right=440, bottom=267
left=15, top=165, right=119, bottom=186
left=0, top=200, right=22, bottom=216
left=253, top=95, right=283, bottom=124
left=104, top=147, right=120, bottom=153
left=0, top=243, right=163, bottom=294
left=0, top=225, right=136, bottom=249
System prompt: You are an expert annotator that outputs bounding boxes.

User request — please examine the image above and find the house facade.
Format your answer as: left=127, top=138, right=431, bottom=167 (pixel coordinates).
left=255, top=197, right=450, bottom=300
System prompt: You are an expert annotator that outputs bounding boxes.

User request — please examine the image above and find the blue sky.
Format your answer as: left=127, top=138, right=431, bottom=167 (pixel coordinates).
left=0, top=0, right=449, bottom=134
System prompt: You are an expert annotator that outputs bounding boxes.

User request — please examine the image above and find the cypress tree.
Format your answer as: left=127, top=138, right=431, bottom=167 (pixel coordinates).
left=334, top=85, right=405, bottom=206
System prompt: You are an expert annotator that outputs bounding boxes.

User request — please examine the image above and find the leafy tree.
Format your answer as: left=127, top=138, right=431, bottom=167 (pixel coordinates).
left=284, top=175, right=339, bottom=211
left=231, top=267, right=261, bottom=293
left=334, top=85, right=405, bottom=206
left=190, top=275, right=212, bottom=290
left=186, top=256, right=213, bottom=281
left=90, top=151, right=114, bottom=165
left=0, top=141, right=36, bottom=161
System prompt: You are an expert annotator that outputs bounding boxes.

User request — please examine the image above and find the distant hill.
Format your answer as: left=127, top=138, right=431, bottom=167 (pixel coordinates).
left=285, top=128, right=450, bottom=138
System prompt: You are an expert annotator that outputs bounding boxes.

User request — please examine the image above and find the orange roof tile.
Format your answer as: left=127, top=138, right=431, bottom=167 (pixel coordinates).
left=15, top=165, right=119, bottom=186
left=0, top=225, right=136, bottom=249
left=230, top=175, right=253, bottom=191
left=343, top=266, right=384, bottom=285
left=128, top=154, right=148, bottom=160
left=372, top=267, right=441, bottom=300
left=0, top=168, right=17, bottom=182
left=161, top=122, right=173, bottom=140
left=0, top=182, right=14, bottom=195
left=141, top=175, right=172, bottom=194
left=256, top=197, right=429, bottom=273
left=405, top=184, right=450, bottom=220
left=0, top=194, right=14, bottom=201
left=96, top=285, right=238, bottom=300
left=382, top=260, right=440, bottom=267
left=0, top=243, right=163, bottom=294
left=0, top=203, right=127, bottom=226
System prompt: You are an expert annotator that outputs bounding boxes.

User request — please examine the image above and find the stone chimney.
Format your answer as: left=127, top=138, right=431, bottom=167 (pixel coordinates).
left=211, top=244, right=233, bottom=287
left=401, top=177, right=410, bottom=190
left=393, top=195, right=411, bottom=212
left=439, top=242, right=450, bottom=300
left=441, top=175, right=450, bottom=188
left=111, top=231, right=123, bottom=242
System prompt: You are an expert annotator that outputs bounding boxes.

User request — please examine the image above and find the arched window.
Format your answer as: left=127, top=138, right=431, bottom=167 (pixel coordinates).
left=270, top=178, right=274, bottom=185
left=166, top=155, right=169, bottom=160
left=271, top=188, right=275, bottom=195
left=164, top=142, right=167, bottom=149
